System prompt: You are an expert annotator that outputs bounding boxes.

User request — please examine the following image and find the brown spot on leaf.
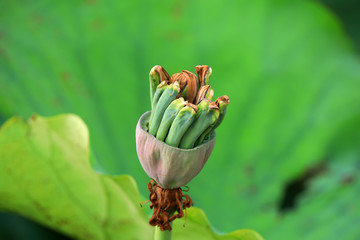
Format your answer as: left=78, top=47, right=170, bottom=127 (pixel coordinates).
left=163, top=30, right=181, bottom=41
left=247, top=183, right=258, bottom=196
left=342, top=175, right=355, bottom=185
left=31, top=114, right=37, bottom=121
left=30, top=14, right=43, bottom=25
left=52, top=98, right=62, bottom=107
left=60, top=71, right=71, bottom=83
left=0, top=47, right=7, bottom=58
left=243, top=164, right=254, bottom=177
left=57, top=219, right=69, bottom=226
left=85, top=0, right=97, bottom=5
left=171, top=1, right=186, bottom=19
left=91, top=18, right=104, bottom=31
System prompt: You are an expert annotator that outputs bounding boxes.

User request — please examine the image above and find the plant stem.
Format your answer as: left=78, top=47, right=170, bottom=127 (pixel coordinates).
left=154, top=225, right=172, bottom=240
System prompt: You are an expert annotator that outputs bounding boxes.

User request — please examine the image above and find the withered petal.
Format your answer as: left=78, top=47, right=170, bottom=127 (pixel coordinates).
left=195, top=85, right=211, bottom=105
left=182, top=70, right=198, bottom=104
left=154, top=65, right=171, bottom=83
left=195, top=65, right=210, bottom=87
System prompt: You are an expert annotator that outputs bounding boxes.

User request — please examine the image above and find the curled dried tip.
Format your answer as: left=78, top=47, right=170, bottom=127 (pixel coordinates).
left=215, top=95, right=230, bottom=106
left=171, top=72, right=188, bottom=93
left=150, top=65, right=171, bottom=83
left=171, top=70, right=198, bottom=104
left=198, top=98, right=211, bottom=105
left=195, top=65, right=212, bottom=86
left=209, top=101, right=220, bottom=110
left=195, top=85, right=214, bottom=105
left=185, top=102, right=197, bottom=112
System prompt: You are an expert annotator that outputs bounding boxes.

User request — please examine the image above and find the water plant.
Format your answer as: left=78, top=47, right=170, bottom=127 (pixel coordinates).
left=136, top=65, right=230, bottom=239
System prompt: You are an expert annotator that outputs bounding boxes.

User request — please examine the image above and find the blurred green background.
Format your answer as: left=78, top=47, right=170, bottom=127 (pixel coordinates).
left=0, top=0, right=360, bottom=239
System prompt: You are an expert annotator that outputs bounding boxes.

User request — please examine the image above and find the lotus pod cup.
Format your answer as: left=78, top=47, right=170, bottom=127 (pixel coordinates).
left=136, top=111, right=216, bottom=189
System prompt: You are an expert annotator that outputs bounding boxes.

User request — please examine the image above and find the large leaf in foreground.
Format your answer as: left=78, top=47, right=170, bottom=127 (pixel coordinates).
left=1, top=0, right=360, bottom=237
left=0, top=114, right=262, bottom=240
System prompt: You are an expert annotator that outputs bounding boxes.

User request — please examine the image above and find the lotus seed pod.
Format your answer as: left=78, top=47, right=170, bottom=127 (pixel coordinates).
left=136, top=111, right=216, bottom=189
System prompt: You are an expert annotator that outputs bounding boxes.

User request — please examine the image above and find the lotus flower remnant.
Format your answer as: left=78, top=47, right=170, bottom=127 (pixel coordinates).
left=136, top=65, right=230, bottom=232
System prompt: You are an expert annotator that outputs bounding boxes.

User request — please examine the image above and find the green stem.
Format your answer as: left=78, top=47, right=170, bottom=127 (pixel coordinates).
left=154, top=225, right=172, bottom=240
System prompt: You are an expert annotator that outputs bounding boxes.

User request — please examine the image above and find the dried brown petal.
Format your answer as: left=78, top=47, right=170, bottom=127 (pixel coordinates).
left=215, top=95, right=230, bottom=106
left=209, top=101, right=220, bottom=110
left=195, top=65, right=211, bottom=87
left=152, top=65, right=171, bottom=83
left=195, top=85, right=212, bottom=105
left=171, top=72, right=188, bottom=94
left=171, top=70, right=198, bottom=103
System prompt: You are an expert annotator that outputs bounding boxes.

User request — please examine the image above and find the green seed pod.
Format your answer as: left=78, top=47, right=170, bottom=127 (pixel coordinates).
left=165, top=103, right=197, bottom=147
left=211, top=95, right=230, bottom=130
left=149, top=81, right=167, bottom=127
left=148, top=81, right=180, bottom=136
left=195, top=95, right=230, bottom=146
left=149, top=65, right=170, bottom=104
left=156, top=97, right=187, bottom=141
left=136, top=111, right=216, bottom=189
left=179, top=100, right=220, bottom=149
left=151, top=81, right=167, bottom=110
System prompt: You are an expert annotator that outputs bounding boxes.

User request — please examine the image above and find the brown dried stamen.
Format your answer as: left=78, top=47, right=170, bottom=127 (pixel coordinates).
left=195, top=65, right=210, bottom=86
left=145, top=179, right=193, bottom=231
left=153, top=65, right=171, bottom=83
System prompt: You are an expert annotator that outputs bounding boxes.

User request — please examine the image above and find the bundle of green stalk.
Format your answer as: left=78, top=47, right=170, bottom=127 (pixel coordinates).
left=148, top=65, right=230, bottom=149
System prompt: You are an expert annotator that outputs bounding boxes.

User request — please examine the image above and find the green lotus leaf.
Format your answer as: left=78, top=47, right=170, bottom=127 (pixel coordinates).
left=0, top=114, right=262, bottom=240
left=1, top=0, right=360, bottom=238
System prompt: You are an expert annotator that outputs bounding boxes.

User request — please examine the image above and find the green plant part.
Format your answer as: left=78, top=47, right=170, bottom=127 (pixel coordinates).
left=151, top=81, right=168, bottom=111
left=156, top=97, right=187, bottom=141
left=165, top=103, right=197, bottom=147
left=149, top=81, right=168, bottom=128
left=179, top=100, right=220, bottom=149
left=149, top=65, right=170, bottom=104
left=210, top=95, right=230, bottom=130
left=148, top=81, right=180, bottom=136
left=137, top=65, right=229, bottom=236
left=0, top=113, right=262, bottom=240
left=195, top=95, right=230, bottom=146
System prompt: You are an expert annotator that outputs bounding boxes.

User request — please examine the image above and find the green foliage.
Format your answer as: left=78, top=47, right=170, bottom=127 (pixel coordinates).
left=0, top=114, right=263, bottom=240
left=0, top=0, right=360, bottom=239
